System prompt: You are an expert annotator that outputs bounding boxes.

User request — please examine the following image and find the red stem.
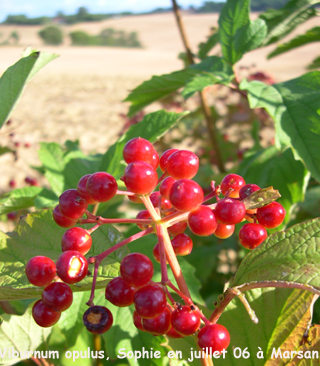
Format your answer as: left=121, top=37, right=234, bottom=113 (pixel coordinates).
left=116, top=189, right=135, bottom=196
left=156, top=225, right=169, bottom=283
left=79, top=217, right=153, bottom=225
left=166, top=280, right=192, bottom=305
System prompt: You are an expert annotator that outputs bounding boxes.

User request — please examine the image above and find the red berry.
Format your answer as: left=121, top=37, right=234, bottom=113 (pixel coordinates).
left=171, top=305, right=201, bottom=336
left=169, top=179, right=204, bottom=212
left=25, top=256, right=56, bottom=287
left=133, top=311, right=145, bottom=331
left=83, top=306, right=113, bottom=334
left=171, top=233, right=193, bottom=256
left=123, top=137, right=159, bottom=170
left=221, top=174, right=246, bottom=198
left=61, top=227, right=92, bottom=255
left=56, top=251, right=88, bottom=284
left=9, top=180, right=16, bottom=188
left=142, top=307, right=171, bottom=335
left=7, top=212, right=17, bottom=221
left=188, top=206, right=217, bottom=236
left=197, top=324, right=230, bottom=353
left=86, top=172, right=118, bottom=203
left=134, top=284, right=167, bottom=319
left=105, top=277, right=136, bottom=307
left=166, top=326, right=183, bottom=339
left=59, top=189, right=88, bottom=220
left=256, top=202, right=286, bottom=228
left=215, top=198, right=246, bottom=225
left=150, top=191, right=172, bottom=210
left=42, top=282, right=73, bottom=312
left=239, top=184, right=260, bottom=200
left=124, top=161, right=158, bottom=195
left=32, top=300, right=61, bottom=327
left=166, top=150, right=199, bottom=179
left=120, top=253, right=153, bottom=288
left=239, top=223, right=268, bottom=249
left=77, top=174, right=97, bottom=204
left=159, top=149, right=179, bottom=172
left=135, top=210, right=151, bottom=230
left=53, top=205, right=77, bottom=228
left=159, top=176, right=176, bottom=199
left=214, top=223, right=235, bottom=239
left=168, top=221, right=187, bottom=236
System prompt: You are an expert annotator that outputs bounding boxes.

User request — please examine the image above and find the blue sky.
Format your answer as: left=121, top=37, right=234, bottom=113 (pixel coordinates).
left=0, top=0, right=218, bottom=22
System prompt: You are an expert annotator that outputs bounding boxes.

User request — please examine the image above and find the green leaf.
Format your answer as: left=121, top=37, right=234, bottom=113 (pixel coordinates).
left=260, top=0, right=319, bottom=46
left=0, top=210, right=126, bottom=301
left=0, top=187, right=57, bottom=215
left=38, top=141, right=102, bottom=196
left=231, top=217, right=320, bottom=288
left=238, top=147, right=309, bottom=227
left=307, top=55, right=320, bottom=70
left=215, top=288, right=315, bottom=366
left=0, top=51, right=58, bottom=129
left=218, top=0, right=267, bottom=65
left=99, top=110, right=187, bottom=179
left=182, top=72, right=234, bottom=99
left=268, top=26, right=320, bottom=58
left=197, top=29, right=219, bottom=60
left=125, top=56, right=232, bottom=116
left=102, top=304, right=169, bottom=366
left=240, top=73, right=320, bottom=182
left=0, top=303, right=52, bottom=365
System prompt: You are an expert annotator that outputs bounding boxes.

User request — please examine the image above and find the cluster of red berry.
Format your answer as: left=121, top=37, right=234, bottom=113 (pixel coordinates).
left=25, top=137, right=285, bottom=355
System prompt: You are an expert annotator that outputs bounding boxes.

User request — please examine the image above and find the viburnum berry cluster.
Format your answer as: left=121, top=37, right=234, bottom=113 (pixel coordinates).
left=25, top=137, right=286, bottom=355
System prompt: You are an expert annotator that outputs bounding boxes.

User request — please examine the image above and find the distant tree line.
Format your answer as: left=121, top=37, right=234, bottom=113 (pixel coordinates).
left=38, top=25, right=142, bottom=48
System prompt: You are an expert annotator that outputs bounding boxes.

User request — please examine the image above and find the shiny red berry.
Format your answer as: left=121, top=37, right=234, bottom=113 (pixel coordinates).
left=171, top=233, right=193, bottom=256
left=142, top=307, right=171, bottom=336
left=59, top=189, right=88, bottom=220
left=239, top=184, right=260, bottom=200
left=135, top=210, right=151, bottom=230
left=152, top=243, right=168, bottom=264
left=32, top=300, right=61, bottom=327
left=134, top=284, right=167, bottom=319
left=83, top=306, right=113, bottom=334
left=214, top=223, right=235, bottom=239
left=188, top=206, right=217, bottom=236
left=221, top=174, right=246, bottom=198
left=120, top=253, right=153, bottom=288
left=56, top=251, right=88, bottom=284
left=171, top=305, right=201, bottom=336
left=159, top=176, right=176, bottom=199
left=42, top=282, right=73, bottom=312
left=105, top=277, right=136, bottom=307
left=256, top=202, right=286, bottom=228
left=169, top=179, right=204, bottom=212
left=239, top=223, right=268, bottom=249
left=77, top=174, right=97, bottom=204
left=197, top=324, right=230, bottom=354
left=61, top=227, right=92, bottom=255
left=86, top=172, right=118, bottom=203
left=124, top=161, right=158, bottom=194
left=215, top=198, right=246, bottom=225
left=166, top=326, right=183, bottom=339
left=25, top=256, right=56, bottom=287
left=123, top=137, right=159, bottom=170
left=166, top=150, right=199, bottom=180
left=159, top=149, right=179, bottom=172
left=53, top=205, right=77, bottom=228
left=133, top=311, right=145, bottom=331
